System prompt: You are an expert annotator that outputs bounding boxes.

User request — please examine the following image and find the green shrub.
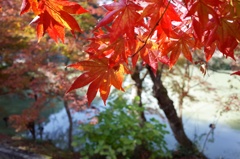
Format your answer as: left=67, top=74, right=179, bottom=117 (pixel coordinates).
left=73, top=96, right=171, bottom=159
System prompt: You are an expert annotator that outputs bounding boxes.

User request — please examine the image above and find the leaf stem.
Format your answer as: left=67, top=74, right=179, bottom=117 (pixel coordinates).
left=132, top=0, right=172, bottom=57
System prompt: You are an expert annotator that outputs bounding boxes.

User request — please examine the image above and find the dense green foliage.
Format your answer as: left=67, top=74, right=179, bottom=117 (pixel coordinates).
left=73, top=97, right=170, bottom=159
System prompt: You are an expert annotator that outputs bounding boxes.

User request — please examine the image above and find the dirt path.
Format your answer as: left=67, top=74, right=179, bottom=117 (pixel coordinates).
left=0, top=134, right=81, bottom=159
left=0, top=134, right=45, bottom=159
left=0, top=145, right=44, bottom=159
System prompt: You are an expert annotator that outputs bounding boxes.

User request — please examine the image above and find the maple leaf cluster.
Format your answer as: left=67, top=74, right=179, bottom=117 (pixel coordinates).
left=20, top=0, right=87, bottom=42
left=21, top=0, right=240, bottom=104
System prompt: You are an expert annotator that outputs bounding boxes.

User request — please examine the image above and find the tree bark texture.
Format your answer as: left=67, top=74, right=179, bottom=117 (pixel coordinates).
left=147, top=66, right=195, bottom=151
left=63, top=100, right=73, bottom=151
left=130, top=64, right=154, bottom=158
left=131, top=64, right=147, bottom=123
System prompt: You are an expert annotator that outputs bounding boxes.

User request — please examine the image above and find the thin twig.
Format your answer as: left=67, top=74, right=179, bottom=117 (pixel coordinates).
left=132, top=0, right=172, bottom=57
left=201, top=123, right=216, bottom=153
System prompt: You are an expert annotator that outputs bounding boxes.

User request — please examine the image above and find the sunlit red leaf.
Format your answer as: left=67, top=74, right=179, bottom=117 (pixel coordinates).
left=85, top=30, right=137, bottom=65
left=204, top=16, right=240, bottom=61
left=204, top=42, right=217, bottom=62
left=21, top=0, right=87, bottom=42
left=192, top=18, right=204, bottom=43
left=138, top=42, right=169, bottom=74
left=185, top=0, right=220, bottom=26
left=96, top=0, right=144, bottom=42
left=20, top=0, right=41, bottom=15
left=140, top=0, right=181, bottom=37
left=67, top=58, right=127, bottom=105
left=160, top=32, right=194, bottom=68
left=53, top=0, right=87, bottom=14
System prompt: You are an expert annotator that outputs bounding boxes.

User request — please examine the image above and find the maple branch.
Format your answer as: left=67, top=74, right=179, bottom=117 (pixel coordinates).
left=141, top=70, right=149, bottom=82
left=132, top=0, right=171, bottom=57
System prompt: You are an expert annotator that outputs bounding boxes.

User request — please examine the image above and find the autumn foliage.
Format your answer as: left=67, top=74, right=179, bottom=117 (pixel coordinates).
left=20, top=0, right=87, bottom=42
left=17, top=0, right=240, bottom=104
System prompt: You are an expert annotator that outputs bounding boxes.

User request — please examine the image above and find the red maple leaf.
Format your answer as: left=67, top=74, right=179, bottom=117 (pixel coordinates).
left=95, top=0, right=144, bottom=42
left=231, top=71, right=240, bottom=76
left=67, top=58, right=128, bottom=105
left=184, top=0, right=221, bottom=26
left=20, top=0, right=87, bottom=42
left=140, top=0, right=181, bottom=37
left=133, top=42, right=169, bottom=74
left=184, top=0, right=222, bottom=45
left=160, top=31, right=195, bottom=68
left=86, top=32, right=132, bottom=65
left=204, top=15, right=240, bottom=61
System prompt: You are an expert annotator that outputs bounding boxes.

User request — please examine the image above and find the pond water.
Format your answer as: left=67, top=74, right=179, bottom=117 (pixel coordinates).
left=0, top=69, right=239, bottom=159
left=33, top=100, right=240, bottom=159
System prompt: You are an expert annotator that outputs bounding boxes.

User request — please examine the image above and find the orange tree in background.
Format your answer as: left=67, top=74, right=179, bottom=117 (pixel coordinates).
left=0, top=0, right=101, bottom=150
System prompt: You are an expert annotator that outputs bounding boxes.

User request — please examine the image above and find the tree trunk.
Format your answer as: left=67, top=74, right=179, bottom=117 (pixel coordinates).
left=131, top=64, right=151, bottom=159
left=63, top=100, right=73, bottom=151
left=131, top=64, right=147, bottom=123
left=147, top=66, right=195, bottom=151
